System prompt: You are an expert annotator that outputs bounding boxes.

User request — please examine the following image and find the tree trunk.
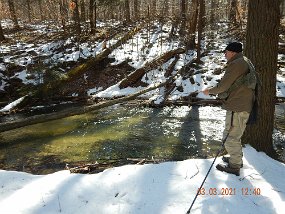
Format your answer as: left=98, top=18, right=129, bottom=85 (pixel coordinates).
left=124, top=0, right=130, bottom=23
left=7, top=0, right=20, bottom=29
left=59, top=0, right=67, bottom=31
left=229, top=0, right=238, bottom=27
left=197, top=0, right=205, bottom=62
left=180, top=0, right=186, bottom=36
left=242, top=0, right=281, bottom=157
left=151, top=0, right=156, bottom=19
left=94, top=0, right=96, bottom=29
left=186, top=0, right=198, bottom=50
left=26, top=0, right=31, bottom=22
left=210, top=0, right=217, bottom=28
left=38, top=0, right=44, bottom=21
left=119, top=48, right=185, bottom=88
left=0, top=20, right=5, bottom=41
left=89, top=0, right=94, bottom=33
left=80, top=0, right=86, bottom=22
left=133, top=0, right=139, bottom=20
left=72, top=0, right=81, bottom=34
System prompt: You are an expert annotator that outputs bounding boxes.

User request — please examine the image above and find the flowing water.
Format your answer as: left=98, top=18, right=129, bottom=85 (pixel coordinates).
left=0, top=104, right=284, bottom=174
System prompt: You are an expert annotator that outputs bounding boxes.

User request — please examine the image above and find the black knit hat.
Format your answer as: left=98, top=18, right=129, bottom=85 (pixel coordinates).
left=225, top=42, right=242, bottom=53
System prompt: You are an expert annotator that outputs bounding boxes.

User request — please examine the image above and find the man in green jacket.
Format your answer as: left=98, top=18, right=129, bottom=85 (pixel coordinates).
left=203, top=42, right=255, bottom=176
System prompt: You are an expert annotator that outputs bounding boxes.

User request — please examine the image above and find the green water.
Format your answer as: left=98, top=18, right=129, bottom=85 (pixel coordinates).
left=0, top=104, right=284, bottom=174
left=0, top=105, right=225, bottom=174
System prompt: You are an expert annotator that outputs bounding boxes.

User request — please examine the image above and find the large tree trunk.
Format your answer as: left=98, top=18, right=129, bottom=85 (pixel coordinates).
left=242, top=0, right=280, bottom=157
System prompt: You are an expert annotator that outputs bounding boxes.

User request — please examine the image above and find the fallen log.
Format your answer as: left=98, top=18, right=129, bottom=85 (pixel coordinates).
left=119, top=48, right=185, bottom=88
left=35, top=23, right=145, bottom=98
left=0, top=79, right=173, bottom=133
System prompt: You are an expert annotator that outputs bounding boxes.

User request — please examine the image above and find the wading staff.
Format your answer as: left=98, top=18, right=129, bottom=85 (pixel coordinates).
left=185, top=132, right=230, bottom=214
left=186, top=110, right=234, bottom=214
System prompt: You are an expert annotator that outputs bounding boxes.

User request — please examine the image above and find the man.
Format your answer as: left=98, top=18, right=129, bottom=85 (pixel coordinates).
left=203, top=42, right=255, bottom=176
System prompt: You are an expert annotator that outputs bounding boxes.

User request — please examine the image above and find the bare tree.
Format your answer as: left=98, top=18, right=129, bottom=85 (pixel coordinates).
left=38, top=0, right=44, bottom=21
left=124, top=0, right=130, bottom=23
left=186, top=0, right=198, bottom=50
left=7, top=0, right=19, bottom=29
left=89, top=0, right=95, bottom=33
left=197, top=0, right=205, bottom=62
left=26, top=0, right=31, bottom=22
left=180, top=0, right=186, bottom=36
left=72, top=0, right=81, bottom=34
left=59, top=0, right=68, bottom=30
left=80, top=0, right=86, bottom=22
left=133, top=0, right=139, bottom=20
left=0, top=20, right=5, bottom=41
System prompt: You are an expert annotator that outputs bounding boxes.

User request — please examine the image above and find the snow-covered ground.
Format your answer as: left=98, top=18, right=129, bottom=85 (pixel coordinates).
left=0, top=146, right=284, bottom=214
left=1, top=20, right=285, bottom=213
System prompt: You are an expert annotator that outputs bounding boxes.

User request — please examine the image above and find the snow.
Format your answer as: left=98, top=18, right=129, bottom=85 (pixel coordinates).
left=1, top=19, right=285, bottom=213
left=0, top=146, right=284, bottom=214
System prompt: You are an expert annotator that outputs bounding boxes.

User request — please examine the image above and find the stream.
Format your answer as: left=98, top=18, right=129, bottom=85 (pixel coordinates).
left=0, top=104, right=284, bottom=174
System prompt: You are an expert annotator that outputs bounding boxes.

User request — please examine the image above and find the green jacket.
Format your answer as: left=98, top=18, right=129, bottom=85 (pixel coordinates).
left=209, top=53, right=254, bottom=113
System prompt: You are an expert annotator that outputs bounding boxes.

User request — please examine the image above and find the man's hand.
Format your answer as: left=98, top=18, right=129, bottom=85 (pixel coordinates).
left=202, top=89, right=209, bottom=95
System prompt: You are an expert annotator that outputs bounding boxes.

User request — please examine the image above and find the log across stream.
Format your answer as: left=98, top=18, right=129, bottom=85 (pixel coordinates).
left=0, top=104, right=284, bottom=174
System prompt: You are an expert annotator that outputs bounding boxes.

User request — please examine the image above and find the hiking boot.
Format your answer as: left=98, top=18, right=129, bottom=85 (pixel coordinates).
left=216, top=163, right=240, bottom=176
left=222, top=156, right=243, bottom=168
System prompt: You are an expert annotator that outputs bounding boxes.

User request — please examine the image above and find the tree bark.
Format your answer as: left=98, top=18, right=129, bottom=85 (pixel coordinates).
left=124, top=0, right=130, bottom=23
left=38, top=0, right=44, bottom=21
left=242, top=0, right=281, bottom=157
left=133, top=0, right=139, bottom=20
left=59, top=0, right=67, bottom=31
left=72, top=0, right=81, bottom=34
left=180, top=0, right=186, bottom=36
left=89, top=0, right=95, bottom=33
left=229, top=0, right=238, bottom=27
left=0, top=20, right=5, bottom=41
left=26, top=0, right=31, bottom=22
left=80, top=0, right=86, bottom=22
left=119, top=48, right=185, bottom=88
left=197, top=0, right=205, bottom=62
left=186, top=0, right=198, bottom=50
left=7, top=0, right=20, bottom=29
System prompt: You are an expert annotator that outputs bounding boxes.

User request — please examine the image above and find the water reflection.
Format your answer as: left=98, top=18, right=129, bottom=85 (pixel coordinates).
left=0, top=104, right=284, bottom=174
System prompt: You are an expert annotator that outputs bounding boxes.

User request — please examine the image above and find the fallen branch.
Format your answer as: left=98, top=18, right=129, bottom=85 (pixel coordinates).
left=127, top=157, right=168, bottom=164
left=0, top=79, right=172, bottom=133
left=119, top=48, right=185, bottom=88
